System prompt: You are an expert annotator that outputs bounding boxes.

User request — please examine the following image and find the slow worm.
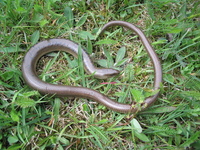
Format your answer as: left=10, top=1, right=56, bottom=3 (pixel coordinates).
left=22, top=21, right=162, bottom=113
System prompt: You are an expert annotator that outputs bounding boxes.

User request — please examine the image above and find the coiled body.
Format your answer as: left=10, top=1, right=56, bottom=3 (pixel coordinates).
left=22, top=21, right=162, bottom=113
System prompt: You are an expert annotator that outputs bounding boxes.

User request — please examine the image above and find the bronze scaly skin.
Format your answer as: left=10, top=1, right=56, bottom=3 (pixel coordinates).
left=22, top=21, right=162, bottom=113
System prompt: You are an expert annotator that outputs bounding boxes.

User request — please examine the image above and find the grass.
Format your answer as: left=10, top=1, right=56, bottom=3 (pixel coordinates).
left=0, top=0, right=200, bottom=149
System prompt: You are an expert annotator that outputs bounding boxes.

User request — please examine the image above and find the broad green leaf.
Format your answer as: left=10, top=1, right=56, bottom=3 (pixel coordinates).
left=120, top=10, right=127, bottom=18
left=33, top=4, right=43, bottom=12
left=131, top=118, right=142, bottom=133
left=8, top=135, right=19, bottom=145
left=168, top=28, right=183, bottom=34
left=97, top=59, right=108, bottom=68
left=116, top=47, right=126, bottom=63
left=78, top=31, right=95, bottom=40
left=64, top=6, right=74, bottom=28
left=16, top=7, right=26, bottom=13
left=103, top=48, right=114, bottom=66
left=57, top=144, right=65, bottom=150
left=31, top=13, right=44, bottom=23
left=10, top=110, right=19, bottom=122
left=115, top=58, right=129, bottom=67
left=134, top=131, right=150, bottom=142
left=96, top=119, right=109, bottom=124
left=144, top=89, right=160, bottom=98
left=152, top=39, right=168, bottom=45
left=39, top=19, right=49, bottom=27
left=7, top=144, right=22, bottom=150
left=76, top=14, right=87, bottom=27
left=96, top=39, right=118, bottom=45
left=131, top=89, right=145, bottom=103
left=31, top=30, right=40, bottom=45
left=106, top=0, right=113, bottom=9
left=83, top=104, right=90, bottom=112
left=1, top=71, right=14, bottom=81
left=0, top=47, right=23, bottom=53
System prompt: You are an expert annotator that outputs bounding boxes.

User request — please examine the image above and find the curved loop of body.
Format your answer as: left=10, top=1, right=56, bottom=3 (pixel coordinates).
left=22, top=21, right=162, bottom=113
